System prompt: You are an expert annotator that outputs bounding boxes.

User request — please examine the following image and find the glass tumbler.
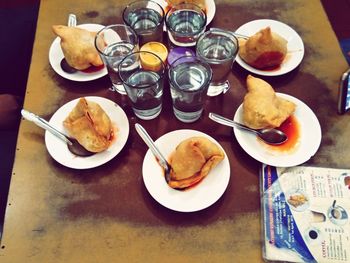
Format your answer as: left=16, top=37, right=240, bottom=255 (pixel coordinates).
left=95, top=24, right=139, bottom=95
left=168, top=56, right=212, bottom=123
left=165, top=3, right=206, bottom=47
left=123, top=0, right=165, bottom=46
left=119, top=51, right=165, bottom=120
left=196, top=29, right=238, bottom=96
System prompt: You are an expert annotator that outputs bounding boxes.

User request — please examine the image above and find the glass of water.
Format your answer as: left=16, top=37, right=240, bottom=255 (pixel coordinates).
left=119, top=51, right=165, bottom=120
left=95, top=24, right=139, bottom=95
left=168, top=56, right=212, bottom=123
left=123, top=0, right=165, bottom=46
left=165, top=2, right=206, bottom=47
left=196, top=29, right=239, bottom=96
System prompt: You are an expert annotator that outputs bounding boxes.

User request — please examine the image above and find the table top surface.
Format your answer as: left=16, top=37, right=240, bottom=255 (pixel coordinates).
left=1, top=0, right=349, bottom=262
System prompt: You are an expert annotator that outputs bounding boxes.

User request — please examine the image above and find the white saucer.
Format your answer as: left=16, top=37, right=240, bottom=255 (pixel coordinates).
left=49, top=23, right=108, bottom=82
left=235, top=19, right=304, bottom=76
left=45, top=96, right=129, bottom=169
left=233, top=93, right=322, bottom=167
left=142, top=129, right=230, bottom=212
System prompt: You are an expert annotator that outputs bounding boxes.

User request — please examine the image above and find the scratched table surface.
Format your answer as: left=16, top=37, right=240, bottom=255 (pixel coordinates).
left=0, top=0, right=349, bottom=262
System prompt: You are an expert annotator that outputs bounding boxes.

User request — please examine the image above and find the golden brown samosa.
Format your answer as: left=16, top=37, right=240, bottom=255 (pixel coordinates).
left=52, top=25, right=103, bottom=70
left=169, top=0, right=206, bottom=10
left=239, top=27, right=287, bottom=69
left=63, top=98, right=112, bottom=153
left=168, top=137, right=224, bottom=189
left=243, top=75, right=295, bottom=129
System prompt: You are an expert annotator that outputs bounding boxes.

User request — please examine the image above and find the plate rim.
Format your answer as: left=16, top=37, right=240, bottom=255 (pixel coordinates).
left=235, top=19, right=305, bottom=76
left=142, top=129, right=230, bottom=212
left=45, top=96, right=129, bottom=169
left=233, top=93, right=322, bottom=167
left=48, top=23, right=108, bottom=82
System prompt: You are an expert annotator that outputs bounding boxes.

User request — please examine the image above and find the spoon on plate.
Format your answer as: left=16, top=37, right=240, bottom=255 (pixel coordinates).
left=21, top=109, right=94, bottom=157
left=60, top=13, right=78, bottom=74
left=209, top=112, right=288, bottom=145
left=135, top=123, right=171, bottom=184
left=210, top=27, right=249, bottom=39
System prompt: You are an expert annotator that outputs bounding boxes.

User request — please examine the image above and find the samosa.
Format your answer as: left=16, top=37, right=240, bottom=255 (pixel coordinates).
left=63, top=98, right=112, bottom=153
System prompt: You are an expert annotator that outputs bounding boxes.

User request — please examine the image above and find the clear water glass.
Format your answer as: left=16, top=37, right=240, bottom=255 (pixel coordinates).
left=119, top=51, right=165, bottom=120
left=165, top=3, right=206, bottom=47
left=168, top=56, right=212, bottom=123
left=196, top=29, right=238, bottom=96
left=95, top=24, right=139, bottom=95
left=123, top=0, right=165, bottom=46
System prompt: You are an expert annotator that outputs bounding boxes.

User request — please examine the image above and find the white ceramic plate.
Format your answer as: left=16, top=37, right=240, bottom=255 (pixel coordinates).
left=233, top=93, right=321, bottom=167
left=49, top=23, right=108, bottom=82
left=154, top=0, right=216, bottom=26
left=235, top=19, right=304, bottom=76
left=142, top=129, right=230, bottom=212
left=45, top=96, right=129, bottom=169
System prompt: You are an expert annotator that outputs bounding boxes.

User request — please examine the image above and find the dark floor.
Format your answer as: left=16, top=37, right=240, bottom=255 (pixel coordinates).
left=321, top=0, right=350, bottom=64
left=0, top=0, right=349, bottom=240
left=0, top=0, right=40, bottom=238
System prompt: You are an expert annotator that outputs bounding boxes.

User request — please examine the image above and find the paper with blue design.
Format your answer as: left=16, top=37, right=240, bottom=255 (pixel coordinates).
left=261, top=165, right=350, bottom=263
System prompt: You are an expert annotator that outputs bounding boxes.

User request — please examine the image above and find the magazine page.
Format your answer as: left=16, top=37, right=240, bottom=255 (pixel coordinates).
left=261, top=165, right=350, bottom=263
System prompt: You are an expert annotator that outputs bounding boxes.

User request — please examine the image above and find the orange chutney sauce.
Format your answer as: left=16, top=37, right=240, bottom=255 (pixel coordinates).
left=252, top=51, right=284, bottom=71
left=109, top=123, right=119, bottom=144
left=81, top=64, right=105, bottom=73
left=262, top=115, right=301, bottom=152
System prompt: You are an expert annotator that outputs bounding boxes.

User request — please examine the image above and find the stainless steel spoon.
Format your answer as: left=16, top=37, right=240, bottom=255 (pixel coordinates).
left=209, top=112, right=288, bottom=145
left=135, top=123, right=171, bottom=184
left=60, top=14, right=78, bottom=74
left=21, top=109, right=94, bottom=157
left=210, top=27, right=249, bottom=39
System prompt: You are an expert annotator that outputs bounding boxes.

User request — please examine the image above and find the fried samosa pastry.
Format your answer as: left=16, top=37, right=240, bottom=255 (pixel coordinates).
left=239, top=27, right=287, bottom=69
left=63, top=98, right=112, bottom=153
left=243, top=75, right=296, bottom=129
left=167, top=0, right=206, bottom=10
left=168, top=137, right=224, bottom=189
left=52, top=25, right=103, bottom=70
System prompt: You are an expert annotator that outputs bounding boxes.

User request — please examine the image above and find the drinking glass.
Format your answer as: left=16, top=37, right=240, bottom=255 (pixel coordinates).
left=165, top=3, right=206, bottom=47
left=168, top=56, right=212, bottom=123
left=123, top=0, right=165, bottom=46
left=119, top=51, right=165, bottom=120
left=95, top=24, right=139, bottom=95
left=196, top=28, right=238, bottom=96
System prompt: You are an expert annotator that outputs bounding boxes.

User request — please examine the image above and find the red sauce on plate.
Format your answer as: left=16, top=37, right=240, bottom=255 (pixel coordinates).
left=251, top=51, right=284, bottom=71
left=179, top=175, right=204, bottom=191
left=81, top=64, right=105, bottom=73
left=262, top=115, right=301, bottom=152
left=109, top=124, right=119, bottom=145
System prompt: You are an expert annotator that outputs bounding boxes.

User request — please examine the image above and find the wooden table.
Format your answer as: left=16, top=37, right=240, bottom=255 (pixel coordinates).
left=1, top=0, right=349, bottom=262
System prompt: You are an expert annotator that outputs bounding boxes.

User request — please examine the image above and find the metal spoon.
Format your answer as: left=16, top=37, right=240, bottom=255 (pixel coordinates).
left=209, top=112, right=288, bottom=145
left=21, top=109, right=94, bottom=157
left=60, top=14, right=78, bottom=74
left=135, top=123, right=171, bottom=184
left=60, top=58, right=77, bottom=73
left=210, top=27, right=249, bottom=39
